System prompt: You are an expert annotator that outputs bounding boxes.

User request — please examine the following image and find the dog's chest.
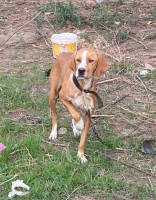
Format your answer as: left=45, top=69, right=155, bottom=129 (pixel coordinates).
left=69, top=92, right=94, bottom=112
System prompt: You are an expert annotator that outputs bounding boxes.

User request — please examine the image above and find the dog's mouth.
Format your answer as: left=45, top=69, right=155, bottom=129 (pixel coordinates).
left=77, top=75, right=86, bottom=79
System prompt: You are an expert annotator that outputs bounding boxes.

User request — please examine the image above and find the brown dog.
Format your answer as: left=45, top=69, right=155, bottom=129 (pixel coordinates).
left=49, top=48, right=107, bottom=162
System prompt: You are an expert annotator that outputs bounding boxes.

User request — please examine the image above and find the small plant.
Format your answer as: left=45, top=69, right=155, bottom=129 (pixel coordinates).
left=37, top=0, right=81, bottom=27
left=116, top=30, right=129, bottom=44
left=91, top=4, right=122, bottom=28
left=0, top=18, right=5, bottom=23
left=116, top=0, right=124, bottom=6
left=141, top=71, right=156, bottom=79
left=55, top=0, right=81, bottom=27
left=145, top=32, right=156, bottom=40
left=112, top=60, right=133, bottom=74
left=152, top=8, right=156, bottom=18
left=79, top=33, right=91, bottom=43
left=38, top=1, right=55, bottom=12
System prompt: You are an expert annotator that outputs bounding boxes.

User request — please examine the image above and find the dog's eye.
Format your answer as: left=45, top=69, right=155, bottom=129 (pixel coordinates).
left=89, top=59, right=94, bottom=63
left=76, top=59, right=81, bottom=62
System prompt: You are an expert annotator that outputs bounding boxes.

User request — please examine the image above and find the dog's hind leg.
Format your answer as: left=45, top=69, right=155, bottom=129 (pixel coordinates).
left=49, top=89, right=58, bottom=140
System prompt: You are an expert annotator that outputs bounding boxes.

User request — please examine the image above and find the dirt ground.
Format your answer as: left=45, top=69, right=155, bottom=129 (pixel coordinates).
left=0, top=0, right=156, bottom=199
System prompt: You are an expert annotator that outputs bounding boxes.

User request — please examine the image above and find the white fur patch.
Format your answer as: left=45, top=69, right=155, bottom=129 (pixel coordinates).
left=72, top=120, right=81, bottom=136
left=75, top=118, right=84, bottom=131
left=72, top=118, right=84, bottom=136
left=83, top=78, right=92, bottom=90
left=76, top=51, right=88, bottom=77
left=82, top=92, right=94, bottom=112
left=49, top=124, right=57, bottom=140
left=77, top=151, right=87, bottom=163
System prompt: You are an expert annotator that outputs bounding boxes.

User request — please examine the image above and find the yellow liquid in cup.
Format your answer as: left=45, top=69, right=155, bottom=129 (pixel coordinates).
left=52, top=42, right=77, bottom=57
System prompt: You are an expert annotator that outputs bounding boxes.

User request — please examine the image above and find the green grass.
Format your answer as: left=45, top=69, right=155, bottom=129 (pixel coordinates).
left=0, top=64, right=156, bottom=200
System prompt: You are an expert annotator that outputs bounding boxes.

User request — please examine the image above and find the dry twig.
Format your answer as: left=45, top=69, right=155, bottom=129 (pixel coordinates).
left=96, top=77, right=120, bottom=85
left=0, top=174, right=19, bottom=186
left=2, top=11, right=42, bottom=46
left=132, top=71, right=150, bottom=101
left=91, top=114, right=114, bottom=118
left=129, top=36, right=148, bottom=49
left=44, top=13, right=57, bottom=33
left=117, top=105, right=156, bottom=123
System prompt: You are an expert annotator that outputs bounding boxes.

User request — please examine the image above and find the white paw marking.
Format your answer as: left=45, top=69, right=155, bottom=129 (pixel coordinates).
left=49, top=125, right=57, bottom=140
left=75, top=118, right=84, bottom=131
left=77, top=151, right=87, bottom=163
left=72, top=118, right=84, bottom=136
left=72, top=121, right=81, bottom=136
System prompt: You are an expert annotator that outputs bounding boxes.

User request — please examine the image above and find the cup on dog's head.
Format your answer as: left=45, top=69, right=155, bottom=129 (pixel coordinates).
left=68, top=48, right=107, bottom=79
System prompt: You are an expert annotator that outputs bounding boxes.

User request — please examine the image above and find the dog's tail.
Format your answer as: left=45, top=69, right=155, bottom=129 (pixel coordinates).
left=45, top=69, right=51, bottom=77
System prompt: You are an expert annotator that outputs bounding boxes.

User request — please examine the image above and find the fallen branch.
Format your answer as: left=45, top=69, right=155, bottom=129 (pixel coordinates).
left=104, top=52, right=120, bottom=62
left=133, top=72, right=150, bottom=101
left=96, top=77, right=120, bottom=85
left=91, top=114, right=114, bottom=118
left=36, top=27, right=51, bottom=49
left=111, top=94, right=129, bottom=106
left=2, top=11, right=42, bottom=47
left=87, top=148, right=156, bottom=179
left=44, top=13, right=57, bottom=33
left=0, top=174, right=19, bottom=186
left=129, top=36, right=148, bottom=49
left=105, top=154, right=156, bottom=179
left=117, top=105, right=156, bottom=123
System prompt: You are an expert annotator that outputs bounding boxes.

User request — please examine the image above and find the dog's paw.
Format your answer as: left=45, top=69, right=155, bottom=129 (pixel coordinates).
left=72, top=118, right=84, bottom=136
left=73, top=118, right=84, bottom=131
left=77, top=151, right=87, bottom=163
left=49, top=125, right=57, bottom=140
left=72, top=122, right=81, bottom=136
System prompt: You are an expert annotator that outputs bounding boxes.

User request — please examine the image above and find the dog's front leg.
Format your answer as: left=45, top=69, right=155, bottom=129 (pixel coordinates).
left=60, top=99, right=84, bottom=136
left=77, top=113, right=90, bottom=163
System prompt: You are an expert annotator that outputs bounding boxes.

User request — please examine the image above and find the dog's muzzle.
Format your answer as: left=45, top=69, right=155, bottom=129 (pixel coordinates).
left=77, top=68, right=86, bottom=78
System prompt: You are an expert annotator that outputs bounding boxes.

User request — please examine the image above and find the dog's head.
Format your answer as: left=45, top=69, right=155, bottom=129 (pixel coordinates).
left=68, top=48, right=107, bottom=79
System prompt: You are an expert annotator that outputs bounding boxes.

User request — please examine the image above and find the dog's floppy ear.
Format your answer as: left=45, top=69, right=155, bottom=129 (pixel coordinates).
left=68, top=52, right=76, bottom=72
left=96, top=53, right=107, bottom=77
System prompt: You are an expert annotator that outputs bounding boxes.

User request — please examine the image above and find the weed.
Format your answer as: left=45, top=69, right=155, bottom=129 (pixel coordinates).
left=79, top=33, right=91, bottom=43
left=11, top=53, right=24, bottom=60
left=126, top=6, right=141, bottom=25
left=116, top=30, right=129, bottom=44
left=145, top=32, right=156, bottom=40
left=141, top=71, right=156, bottom=79
left=38, top=1, right=55, bottom=13
left=0, top=18, right=5, bottom=23
left=37, top=0, right=81, bottom=27
left=152, top=7, right=156, bottom=18
left=91, top=4, right=122, bottom=29
left=55, top=0, right=81, bottom=27
left=112, top=60, right=134, bottom=74
left=116, top=0, right=124, bottom=6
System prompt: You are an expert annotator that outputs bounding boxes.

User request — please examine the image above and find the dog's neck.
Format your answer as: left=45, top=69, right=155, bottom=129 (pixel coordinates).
left=77, top=77, right=93, bottom=90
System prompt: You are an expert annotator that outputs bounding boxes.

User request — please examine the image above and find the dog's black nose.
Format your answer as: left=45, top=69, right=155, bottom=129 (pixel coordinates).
left=78, top=68, right=86, bottom=76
